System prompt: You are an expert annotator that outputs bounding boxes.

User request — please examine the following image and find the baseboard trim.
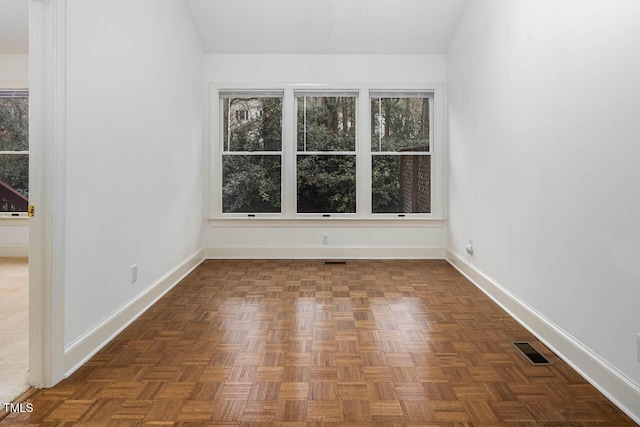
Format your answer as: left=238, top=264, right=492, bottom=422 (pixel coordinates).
left=446, top=249, right=640, bottom=425
left=204, top=246, right=446, bottom=259
left=64, top=249, right=205, bottom=377
left=0, top=245, right=28, bottom=257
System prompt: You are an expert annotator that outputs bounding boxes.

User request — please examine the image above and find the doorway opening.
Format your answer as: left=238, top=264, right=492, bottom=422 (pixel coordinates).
left=0, top=89, right=30, bottom=403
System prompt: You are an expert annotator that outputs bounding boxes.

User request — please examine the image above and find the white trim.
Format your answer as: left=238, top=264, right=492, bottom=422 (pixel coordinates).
left=64, top=249, right=205, bottom=377
left=208, top=218, right=445, bottom=228
left=211, top=82, right=446, bottom=91
left=282, top=88, right=295, bottom=217
left=210, top=85, right=222, bottom=216
left=222, top=151, right=282, bottom=156
left=357, top=88, right=371, bottom=217
left=0, top=245, right=28, bottom=257
left=371, top=151, right=431, bottom=156
left=28, top=0, right=45, bottom=390
left=445, top=249, right=640, bottom=425
left=205, top=246, right=445, bottom=259
left=430, top=87, right=444, bottom=219
left=295, top=151, right=356, bottom=156
left=28, top=0, right=68, bottom=389
left=0, top=217, right=29, bottom=225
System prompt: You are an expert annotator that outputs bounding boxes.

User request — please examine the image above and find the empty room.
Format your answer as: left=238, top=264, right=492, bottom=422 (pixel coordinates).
left=1, top=0, right=639, bottom=425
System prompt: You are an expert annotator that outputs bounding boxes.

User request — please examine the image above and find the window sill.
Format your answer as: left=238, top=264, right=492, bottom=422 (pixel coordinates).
left=208, top=217, right=446, bottom=228
left=0, top=216, right=29, bottom=226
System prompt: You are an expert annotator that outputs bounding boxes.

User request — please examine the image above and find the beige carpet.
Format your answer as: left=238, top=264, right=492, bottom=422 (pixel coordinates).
left=0, top=257, right=29, bottom=404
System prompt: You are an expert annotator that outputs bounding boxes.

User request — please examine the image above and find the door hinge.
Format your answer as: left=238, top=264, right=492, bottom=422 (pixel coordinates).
left=28, top=205, right=35, bottom=217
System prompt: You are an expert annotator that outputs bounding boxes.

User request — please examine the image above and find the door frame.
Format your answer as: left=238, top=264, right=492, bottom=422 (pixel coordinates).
left=28, top=0, right=67, bottom=388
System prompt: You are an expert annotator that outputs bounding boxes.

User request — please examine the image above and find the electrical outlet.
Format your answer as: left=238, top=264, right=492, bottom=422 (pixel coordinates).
left=322, top=233, right=329, bottom=245
left=131, top=264, right=138, bottom=284
left=466, top=238, right=474, bottom=255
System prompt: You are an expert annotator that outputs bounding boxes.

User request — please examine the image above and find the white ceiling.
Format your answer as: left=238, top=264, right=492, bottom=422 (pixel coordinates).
left=0, top=0, right=28, bottom=54
left=0, top=0, right=468, bottom=56
left=185, top=0, right=468, bottom=54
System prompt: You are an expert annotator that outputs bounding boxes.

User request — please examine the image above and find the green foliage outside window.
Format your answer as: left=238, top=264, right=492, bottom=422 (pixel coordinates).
left=222, top=97, right=283, bottom=213
left=297, top=96, right=356, bottom=213
left=220, top=94, right=430, bottom=215
left=371, top=97, right=430, bottom=213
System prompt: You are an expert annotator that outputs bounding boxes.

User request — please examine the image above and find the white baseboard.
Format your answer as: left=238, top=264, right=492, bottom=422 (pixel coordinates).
left=64, top=249, right=205, bottom=377
left=204, top=246, right=446, bottom=259
left=0, top=245, right=28, bottom=257
left=446, top=249, right=640, bottom=425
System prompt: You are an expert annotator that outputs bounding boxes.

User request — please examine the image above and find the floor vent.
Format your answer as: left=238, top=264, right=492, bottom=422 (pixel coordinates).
left=324, top=261, right=347, bottom=265
left=512, top=342, right=552, bottom=365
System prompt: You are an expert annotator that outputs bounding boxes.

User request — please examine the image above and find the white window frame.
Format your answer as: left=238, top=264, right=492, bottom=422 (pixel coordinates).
left=216, top=89, right=285, bottom=218
left=0, top=89, right=30, bottom=218
left=370, top=90, right=434, bottom=218
left=294, top=90, right=359, bottom=218
left=209, top=83, right=445, bottom=225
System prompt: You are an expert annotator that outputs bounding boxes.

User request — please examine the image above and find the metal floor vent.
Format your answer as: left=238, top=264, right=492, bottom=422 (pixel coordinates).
left=324, top=261, right=347, bottom=265
left=512, top=342, right=552, bottom=365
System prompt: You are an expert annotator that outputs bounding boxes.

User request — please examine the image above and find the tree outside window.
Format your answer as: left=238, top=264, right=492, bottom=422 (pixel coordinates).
left=0, top=90, right=29, bottom=213
left=296, top=93, right=357, bottom=214
left=371, top=93, right=431, bottom=214
left=221, top=93, right=283, bottom=213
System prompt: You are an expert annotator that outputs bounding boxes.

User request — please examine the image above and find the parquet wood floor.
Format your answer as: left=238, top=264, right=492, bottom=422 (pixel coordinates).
left=2, top=259, right=636, bottom=426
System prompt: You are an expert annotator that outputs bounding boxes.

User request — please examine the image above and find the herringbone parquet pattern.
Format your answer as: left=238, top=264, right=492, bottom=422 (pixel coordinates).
left=2, top=259, right=636, bottom=426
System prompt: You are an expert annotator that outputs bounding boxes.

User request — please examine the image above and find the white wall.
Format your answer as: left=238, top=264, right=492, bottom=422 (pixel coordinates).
left=0, top=221, right=28, bottom=255
left=64, top=0, right=204, bottom=346
left=203, top=54, right=447, bottom=253
left=448, top=0, right=640, bottom=403
left=207, top=54, right=446, bottom=83
left=0, top=54, right=29, bottom=252
left=0, top=54, right=28, bottom=87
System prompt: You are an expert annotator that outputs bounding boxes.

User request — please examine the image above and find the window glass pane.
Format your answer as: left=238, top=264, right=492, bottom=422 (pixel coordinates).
left=0, top=154, right=29, bottom=212
left=0, top=96, right=29, bottom=151
left=371, top=97, right=429, bottom=152
left=297, top=155, right=356, bottom=213
left=223, top=155, right=281, bottom=213
left=372, top=155, right=430, bottom=213
left=222, top=97, right=282, bottom=152
left=297, top=96, right=356, bottom=152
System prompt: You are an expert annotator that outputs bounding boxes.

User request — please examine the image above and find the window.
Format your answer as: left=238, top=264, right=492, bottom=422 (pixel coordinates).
left=220, top=91, right=283, bottom=214
left=295, top=91, right=357, bottom=214
left=235, top=110, right=249, bottom=121
left=0, top=90, right=29, bottom=214
left=212, top=85, right=442, bottom=221
left=371, top=91, right=432, bottom=214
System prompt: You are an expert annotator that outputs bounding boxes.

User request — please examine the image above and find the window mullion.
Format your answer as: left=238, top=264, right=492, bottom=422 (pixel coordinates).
left=358, top=88, right=371, bottom=217
left=378, top=97, right=382, bottom=153
left=282, top=88, right=296, bottom=218
left=211, top=93, right=223, bottom=216
left=303, top=96, right=307, bottom=153
left=226, top=98, right=231, bottom=152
